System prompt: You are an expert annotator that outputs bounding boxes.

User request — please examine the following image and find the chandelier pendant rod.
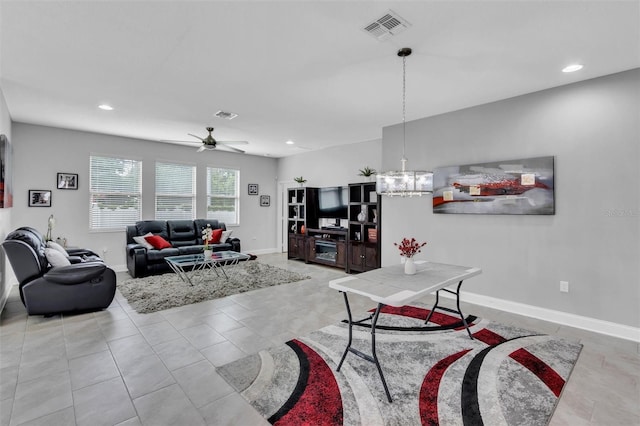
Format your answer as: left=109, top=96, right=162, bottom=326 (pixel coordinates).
left=376, top=46, right=433, bottom=197
left=401, top=49, right=407, bottom=172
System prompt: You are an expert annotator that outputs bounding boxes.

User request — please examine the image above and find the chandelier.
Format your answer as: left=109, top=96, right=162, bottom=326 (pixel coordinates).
left=376, top=47, right=433, bottom=197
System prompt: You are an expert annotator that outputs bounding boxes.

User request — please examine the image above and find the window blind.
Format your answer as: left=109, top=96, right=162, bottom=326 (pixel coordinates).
left=207, top=167, right=239, bottom=225
left=90, top=155, right=142, bottom=230
left=155, top=162, right=196, bottom=220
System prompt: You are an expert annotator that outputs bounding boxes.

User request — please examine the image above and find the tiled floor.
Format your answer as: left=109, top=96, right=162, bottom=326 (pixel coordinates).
left=1, top=253, right=638, bottom=426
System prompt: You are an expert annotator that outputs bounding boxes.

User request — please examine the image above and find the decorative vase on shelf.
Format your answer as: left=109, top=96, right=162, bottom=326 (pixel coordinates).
left=404, top=257, right=416, bottom=275
left=357, top=209, right=367, bottom=222
left=204, top=249, right=213, bottom=259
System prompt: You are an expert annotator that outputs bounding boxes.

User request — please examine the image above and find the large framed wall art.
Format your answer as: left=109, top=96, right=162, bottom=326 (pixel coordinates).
left=0, top=134, right=13, bottom=208
left=432, top=156, right=555, bottom=215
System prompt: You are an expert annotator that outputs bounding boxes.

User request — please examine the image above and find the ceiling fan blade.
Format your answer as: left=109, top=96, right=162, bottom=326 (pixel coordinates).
left=197, top=145, right=206, bottom=152
left=218, top=140, right=248, bottom=145
left=188, top=133, right=205, bottom=141
left=160, top=139, right=198, bottom=143
left=219, top=144, right=245, bottom=153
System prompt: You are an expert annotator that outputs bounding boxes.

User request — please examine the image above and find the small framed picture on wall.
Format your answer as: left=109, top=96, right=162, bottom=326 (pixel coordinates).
left=248, top=183, right=259, bottom=195
left=29, top=190, right=52, bottom=207
left=57, top=172, right=78, bottom=190
left=260, top=195, right=270, bottom=207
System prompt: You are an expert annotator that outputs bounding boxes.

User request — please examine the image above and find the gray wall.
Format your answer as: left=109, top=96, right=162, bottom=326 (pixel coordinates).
left=381, top=69, right=639, bottom=328
left=3, top=70, right=638, bottom=332
left=276, top=139, right=382, bottom=249
left=277, top=139, right=382, bottom=188
left=0, top=88, right=13, bottom=309
left=9, top=124, right=280, bottom=270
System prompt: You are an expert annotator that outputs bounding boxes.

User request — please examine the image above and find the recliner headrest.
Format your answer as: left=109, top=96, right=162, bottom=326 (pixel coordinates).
left=5, top=228, right=48, bottom=271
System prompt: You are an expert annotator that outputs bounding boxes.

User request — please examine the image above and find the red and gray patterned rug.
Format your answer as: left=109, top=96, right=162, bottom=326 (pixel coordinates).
left=218, top=304, right=582, bottom=425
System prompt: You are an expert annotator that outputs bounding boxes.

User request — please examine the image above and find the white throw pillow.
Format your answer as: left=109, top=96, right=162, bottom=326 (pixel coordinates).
left=45, top=248, right=71, bottom=267
left=221, top=230, right=233, bottom=242
left=133, top=232, right=155, bottom=249
left=46, top=240, right=68, bottom=257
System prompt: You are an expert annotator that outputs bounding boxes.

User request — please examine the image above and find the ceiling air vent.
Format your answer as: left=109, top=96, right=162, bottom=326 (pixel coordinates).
left=363, top=10, right=411, bottom=41
left=214, top=110, right=238, bottom=120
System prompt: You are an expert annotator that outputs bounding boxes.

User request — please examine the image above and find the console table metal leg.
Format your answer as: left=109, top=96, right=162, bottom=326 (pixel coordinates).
left=424, top=290, right=439, bottom=324
left=424, top=280, right=473, bottom=340
left=336, top=291, right=353, bottom=372
left=370, top=303, right=393, bottom=402
left=454, top=280, right=473, bottom=339
left=336, top=293, right=392, bottom=402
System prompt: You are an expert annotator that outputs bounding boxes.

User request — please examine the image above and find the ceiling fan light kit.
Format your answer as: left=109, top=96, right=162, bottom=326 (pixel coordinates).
left=377, top=47, right=433, bottom=197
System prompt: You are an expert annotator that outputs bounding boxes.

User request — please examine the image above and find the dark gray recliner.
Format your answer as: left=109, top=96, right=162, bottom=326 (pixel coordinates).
left=1, top=227, right=116, bottom=315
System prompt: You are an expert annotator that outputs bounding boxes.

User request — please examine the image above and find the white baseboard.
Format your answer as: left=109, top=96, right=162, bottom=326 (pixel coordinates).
left=439, top=290, right=640, bottom=343
left=247, top=248, right=280, bottom=255
left=0, top=277, right=18, bottom=313
left=111, top=264, right=128, bottom=273
left=0, top=285, right=10, bottom=313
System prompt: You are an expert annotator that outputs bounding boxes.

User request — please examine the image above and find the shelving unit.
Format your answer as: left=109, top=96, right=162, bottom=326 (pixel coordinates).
left=347, top=182, right=381, bottom=273
left=286, top=183, right=380, bottom=274
left=287, top=187, right=319, bottom=261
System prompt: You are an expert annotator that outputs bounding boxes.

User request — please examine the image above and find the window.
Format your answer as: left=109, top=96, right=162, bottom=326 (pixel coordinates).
left=155, top=162, right=196, bottom=220
left=90, top=155, right=142, bottom=230
left=207, top=167, right=239, bottom=225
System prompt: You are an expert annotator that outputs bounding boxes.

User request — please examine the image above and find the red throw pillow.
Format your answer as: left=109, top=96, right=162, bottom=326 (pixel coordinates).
left=208, top=228, right=223, bottom=244
left=144, top=235, right=172, bottom=249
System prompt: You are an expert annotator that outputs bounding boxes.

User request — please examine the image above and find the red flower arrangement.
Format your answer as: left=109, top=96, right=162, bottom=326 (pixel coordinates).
left=395, top=237, right=427, bottom=258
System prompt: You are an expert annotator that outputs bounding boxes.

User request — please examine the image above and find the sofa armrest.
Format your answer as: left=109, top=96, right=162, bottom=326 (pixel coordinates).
left=227, top=237, right=241, bottom=252
left=126, top=244, right=148, bottom=278
left=127, top=243, right=144, bottom=253
left=43, top=263, right=108, bottom=284
left=68, top=254, right=103, bottom=264
left=67, top=248, right=99, bottom=257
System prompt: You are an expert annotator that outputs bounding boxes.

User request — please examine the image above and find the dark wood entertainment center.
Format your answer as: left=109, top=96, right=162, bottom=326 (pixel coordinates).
left=287, top=183, right=381, bottom=273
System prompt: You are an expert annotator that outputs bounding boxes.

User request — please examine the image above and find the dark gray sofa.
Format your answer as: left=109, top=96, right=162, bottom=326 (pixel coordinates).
left=2, top=227, right=116, bottom=315
left=125, top=219, right=241, bottom=278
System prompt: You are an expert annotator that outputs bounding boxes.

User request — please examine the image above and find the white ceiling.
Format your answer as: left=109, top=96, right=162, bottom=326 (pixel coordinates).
left=1, top=1, right=638, bottom=157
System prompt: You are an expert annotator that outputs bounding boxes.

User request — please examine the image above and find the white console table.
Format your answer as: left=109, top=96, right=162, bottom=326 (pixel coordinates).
left=329, top=260, right=482, bottom=402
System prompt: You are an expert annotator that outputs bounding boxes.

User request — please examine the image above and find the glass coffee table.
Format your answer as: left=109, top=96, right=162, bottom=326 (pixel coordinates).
left=165, top=250, right=250, bottom=285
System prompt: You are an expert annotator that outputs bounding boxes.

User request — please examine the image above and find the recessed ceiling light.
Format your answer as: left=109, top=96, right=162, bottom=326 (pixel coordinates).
left=562, top=64, right=583, bottom=73
left=98, top=104, right=114, bottom=111
left=285, top=140, right=295, bottom=145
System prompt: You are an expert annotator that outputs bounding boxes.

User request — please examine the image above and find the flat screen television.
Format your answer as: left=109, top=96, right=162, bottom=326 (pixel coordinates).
left=318, top=186, right=348, bottom=221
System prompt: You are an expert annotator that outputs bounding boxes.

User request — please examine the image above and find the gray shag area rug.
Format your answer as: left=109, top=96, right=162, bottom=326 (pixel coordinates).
left=118, top=261, right=310, bottom=314
left=219, top=303, right=582, bottom=426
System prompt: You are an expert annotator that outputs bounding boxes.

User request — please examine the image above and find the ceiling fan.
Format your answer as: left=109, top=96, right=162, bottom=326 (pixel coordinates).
left=166, top=127, right=248, bottom=153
